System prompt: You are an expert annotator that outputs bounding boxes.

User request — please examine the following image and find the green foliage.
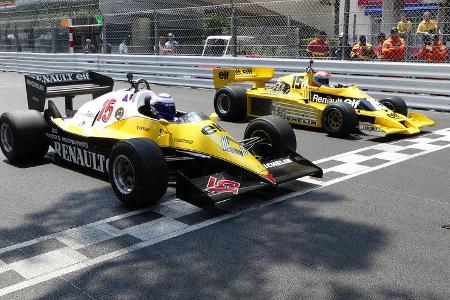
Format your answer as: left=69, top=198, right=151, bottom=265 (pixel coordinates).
left=202, top=12, right=230, bottom=37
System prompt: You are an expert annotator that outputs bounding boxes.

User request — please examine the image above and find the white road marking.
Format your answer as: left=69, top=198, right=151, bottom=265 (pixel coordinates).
left=0, top=128, right=449, bottom=296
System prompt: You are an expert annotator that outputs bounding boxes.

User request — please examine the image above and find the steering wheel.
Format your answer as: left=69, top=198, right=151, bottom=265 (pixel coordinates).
left=134, top=78, right=151, bottom=91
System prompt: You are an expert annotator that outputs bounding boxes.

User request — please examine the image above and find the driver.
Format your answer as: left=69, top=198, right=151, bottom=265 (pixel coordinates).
left=312, top=71, right=331, bottom=87
left=146, top=93, right=177, bottom=121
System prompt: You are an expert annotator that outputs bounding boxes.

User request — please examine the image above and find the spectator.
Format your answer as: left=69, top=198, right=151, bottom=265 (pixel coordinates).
left=418, top=34, right=448, bottom=63
left=373, top=32, right=386, bottom=59
left=417, top=11, right=438, bottom=42
left=350, top=35, right=374, bottom=60
left=158, top=36, right=165, bottom=55
left=332, top=32, right=351, bottom=59
left=164, top=33, right=178, bottom=55
left=119, top=39, right=128, bottom=54
left=307, top=31, right=330, bottom=58
left=382, top=28, right=406, bottom=61
left=397, top=13, right=412, bottom=38
left=100, top=39, right=112, bottom=54
left=83, top=39, right=96, bottom=54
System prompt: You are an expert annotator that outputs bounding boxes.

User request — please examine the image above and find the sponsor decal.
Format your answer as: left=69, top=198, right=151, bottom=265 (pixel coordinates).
left=272, top=104, right=318, bottom=125
left=25, top=79, right=45, bottom=91
left=205, top=176, right=240, bottom=195
left=30, top=73, right=90, bottom=84
left=221, top=136, right=247, bottom=156
left=52, top=141, right=108, bottom=173
left=137, top=125, right=150, bottom=132
left=263, top=158, right=293, bottom=169
left=173, top=137, right=193, bottom=145
left=201, top=123, right=224, bottom=135
left=359, top=122, right=386, bottom=137
left=115, top=107, right=124, bottom=120
left=121, top=94, right=128, bottom=102
left=311, top=92, right=361, bottom=109
left=218, top=71, right=229, bottom=80
left=387, top=112, right=402, bottom=119
left=235, top=68, right=253, bottom=76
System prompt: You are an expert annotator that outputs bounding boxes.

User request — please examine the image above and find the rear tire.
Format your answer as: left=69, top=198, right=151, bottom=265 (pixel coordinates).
left=0, top=111, right=49, bottom=163
left=109, top=139, right=168, bottom=208
left=244, top=115, right=296, bottom=161
left=379, top=96, right=408, bottom=116
left=214, top=85, right=247, bottom=122
left=322, top=102, right=357, bottom=137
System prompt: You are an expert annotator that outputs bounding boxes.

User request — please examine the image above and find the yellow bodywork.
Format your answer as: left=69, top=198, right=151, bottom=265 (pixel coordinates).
left=52, top=115, right=270, bottom=178
left=213, top=67, right=435, bottom=136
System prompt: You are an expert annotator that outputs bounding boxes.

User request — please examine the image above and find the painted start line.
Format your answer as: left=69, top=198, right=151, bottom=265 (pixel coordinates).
left=0, top=128, right=449, bottom=297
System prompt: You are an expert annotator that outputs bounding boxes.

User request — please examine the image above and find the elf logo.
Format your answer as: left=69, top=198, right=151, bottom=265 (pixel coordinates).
left=311, top=93, right=360, bottom=108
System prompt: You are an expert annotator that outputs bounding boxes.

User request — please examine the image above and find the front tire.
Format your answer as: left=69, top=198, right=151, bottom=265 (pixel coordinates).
left=214, top=85, right=247, bottom=122
left=109, top=139, right=168, bottom=208
left=322, top=102, right=357, bottom=137
left=0, top=111, right=49, bottom=163
left=379, top=96, right=408, bottom=116
left=244, top=115, right=296, bottom=161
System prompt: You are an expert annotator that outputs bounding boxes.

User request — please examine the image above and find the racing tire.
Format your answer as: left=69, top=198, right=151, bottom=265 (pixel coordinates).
left=379, top=96, right=408, bottom=116
left=0, top=111, right=49, bottom=163
left=214, top=85, right=247, bottom=122
left=109, top=138, right=168, bottom=208
left=244, top=115, right=296, bottom=161
left=322, top=102, right=357, bottom=137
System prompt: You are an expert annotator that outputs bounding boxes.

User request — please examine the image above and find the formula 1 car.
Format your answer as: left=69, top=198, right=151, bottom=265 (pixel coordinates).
left=212, top=61, right=435, bottom=137
left=0, top=72, right=322, bottom=209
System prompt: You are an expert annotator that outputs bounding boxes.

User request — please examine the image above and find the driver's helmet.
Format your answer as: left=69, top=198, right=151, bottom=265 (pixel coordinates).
left=150, top=93, right=176, bottom=120
left=312, top=71, right=331, bottom=87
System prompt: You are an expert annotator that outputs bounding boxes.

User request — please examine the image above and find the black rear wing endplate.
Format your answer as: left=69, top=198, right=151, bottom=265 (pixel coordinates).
left=25, top=71, right=114, bottom=112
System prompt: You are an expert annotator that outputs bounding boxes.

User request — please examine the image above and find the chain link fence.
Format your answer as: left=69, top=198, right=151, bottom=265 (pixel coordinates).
left=0, top=0, right=449, bottom=63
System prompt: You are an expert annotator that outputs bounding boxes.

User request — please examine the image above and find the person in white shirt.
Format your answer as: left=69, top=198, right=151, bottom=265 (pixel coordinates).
left=119, top=40, right=128, bottom=54
left=164, top=33, right=178, bottom=55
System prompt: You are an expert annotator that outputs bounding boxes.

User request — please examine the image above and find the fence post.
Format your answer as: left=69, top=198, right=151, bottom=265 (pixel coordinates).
left=230, top=0, right=237, bottom=57
left=154, top=10, right=159, bottom=55
left=342, top=0, right=350, bottom=60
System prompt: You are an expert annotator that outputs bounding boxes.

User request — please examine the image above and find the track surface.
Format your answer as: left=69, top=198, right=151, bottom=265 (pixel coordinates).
left=0, top=72, right=449, bottom=299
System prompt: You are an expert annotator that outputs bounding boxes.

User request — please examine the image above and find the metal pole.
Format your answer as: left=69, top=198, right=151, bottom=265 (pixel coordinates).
left=154, top=10, right=159, bottom=55
left=230, top=0, right=237, bottom=57
left=342, top=0, right=350, bottom=60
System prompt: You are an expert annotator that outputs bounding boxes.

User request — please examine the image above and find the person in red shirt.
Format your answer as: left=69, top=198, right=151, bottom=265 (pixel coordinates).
left=307, top=31, right=330, bottom=58
left=418, top=34, right=448, bottom=63
left=382, top=28, right=406, bottom=61
left=373, top=32, right=386, bottom=59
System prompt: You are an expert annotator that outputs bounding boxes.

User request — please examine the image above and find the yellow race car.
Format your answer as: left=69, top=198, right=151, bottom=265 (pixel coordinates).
left=0, top=72, right=322, bottom=209
left=213, top=61, right=435, bottom=137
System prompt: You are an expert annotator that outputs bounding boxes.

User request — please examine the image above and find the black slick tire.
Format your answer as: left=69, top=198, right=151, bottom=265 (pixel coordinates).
left=322, top=102, right=357, bottom=137
left=0, top=110, right=49, bottom=163
left=244, top=115, right=296, bottom=161
left=379, top=96, right=408, bottom=116
left=214, top=85, right=247, bottom=122
left=109, top=138, right=168, bottom=208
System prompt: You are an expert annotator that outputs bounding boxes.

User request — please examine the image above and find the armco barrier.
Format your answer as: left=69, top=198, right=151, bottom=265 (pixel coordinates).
left=0, top=52, right=449, bottom=111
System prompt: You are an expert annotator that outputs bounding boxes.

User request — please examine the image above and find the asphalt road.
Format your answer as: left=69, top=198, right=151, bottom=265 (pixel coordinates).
left=0, top=71, right=449, bottom=299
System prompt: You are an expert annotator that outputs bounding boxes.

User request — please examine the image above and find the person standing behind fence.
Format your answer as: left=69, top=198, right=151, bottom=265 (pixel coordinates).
left=83, top=39, right=96, bottom=54
left=164, top=33, right=178, bottom=55
left=119, top=39, right=128, bottom=54
left=307, top=31, right=330, bottom=58
left=382, top=28, right=406, bottom=61
left=350, top=35, right=374, bottom=60
left=418, top=34, right=448, bottom=63
left=373, top=32, right=386, bottom=60
left=397, top=14, right=413, bottom=60
left=417, top=11, right=438, bottom=42
left=158, top=36, right=165, bottom=55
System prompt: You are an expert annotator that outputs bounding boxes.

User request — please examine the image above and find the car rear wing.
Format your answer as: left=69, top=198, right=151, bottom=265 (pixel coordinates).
left=25, top=71, right=114, bottom=113
left=213, top=67, right=275, bottom=89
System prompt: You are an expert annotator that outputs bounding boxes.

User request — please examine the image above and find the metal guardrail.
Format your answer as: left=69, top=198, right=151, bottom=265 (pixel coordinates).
left=0, top=52, right=449, bottom=112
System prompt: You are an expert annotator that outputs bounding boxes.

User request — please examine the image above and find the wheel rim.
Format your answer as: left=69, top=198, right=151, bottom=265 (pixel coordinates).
left=382, top=101, right=395, bottom=112
left=0, top=123, right=13, bottom=153
left=326, top=109, right=343, bottom=131
left=113, top=155, right=135, bottom=195
left=217, top=94, right=231, bottom=114
left=249, top=129, right=273, bottom=161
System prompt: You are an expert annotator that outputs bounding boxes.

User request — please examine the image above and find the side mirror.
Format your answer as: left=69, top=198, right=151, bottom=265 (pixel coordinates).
left=158, top=118, right=170, bottom=126
left=126, top=73, right=133, bottom=82
left=209, top=113, right=219, bottom=123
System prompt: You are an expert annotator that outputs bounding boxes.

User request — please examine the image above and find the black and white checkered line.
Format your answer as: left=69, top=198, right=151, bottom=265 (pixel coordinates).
left=0, top=128, right=449, bottom=296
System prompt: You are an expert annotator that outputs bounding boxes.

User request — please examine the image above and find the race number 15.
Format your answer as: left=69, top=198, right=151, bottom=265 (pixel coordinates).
left=97, top=99, right=116, bottom=123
